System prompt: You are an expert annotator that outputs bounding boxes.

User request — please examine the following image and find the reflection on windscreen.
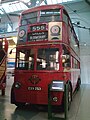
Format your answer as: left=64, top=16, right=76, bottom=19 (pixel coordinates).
left=16, top=49, right=34, bottom=70
left=37, top=48, right=59, bottom=70
left=40, top=9, right=60, bottom=22
left=21, top=12, right=37, bottom=25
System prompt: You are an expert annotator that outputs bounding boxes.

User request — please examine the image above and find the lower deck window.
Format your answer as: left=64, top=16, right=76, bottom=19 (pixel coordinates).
left=37, top=48, right=59, bottom=70
left=16, top=49, right=34, bottom=70
left=16, top=48, right=59, bottom=71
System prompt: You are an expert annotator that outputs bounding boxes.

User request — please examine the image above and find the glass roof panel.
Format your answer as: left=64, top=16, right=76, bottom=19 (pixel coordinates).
left=0, top=1, right=28, bottom=14
left=20, top=0, right=30, bottom=3
left=45, top=0, right=81, bottom=4
left=0, top=0, right=83, bottom=15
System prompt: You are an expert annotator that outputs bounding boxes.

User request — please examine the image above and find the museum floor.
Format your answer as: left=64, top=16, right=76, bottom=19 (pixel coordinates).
left=0, top=77, right=90, bottom=120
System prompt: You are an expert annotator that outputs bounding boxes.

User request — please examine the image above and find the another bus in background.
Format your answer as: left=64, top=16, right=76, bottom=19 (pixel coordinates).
left=0, top=38, right=8, bottom=95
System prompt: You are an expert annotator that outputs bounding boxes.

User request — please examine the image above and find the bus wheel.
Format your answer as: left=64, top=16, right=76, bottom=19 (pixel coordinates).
left=2, top=89, right=5, bottom=96
left=15, top=102, right=26, bottom=108
left=68, top=84, right=72, bottom=110
left=76, top=78, right=81, bottom=91
left=62, top=83, right=72, bottom=111
left=11, top=85, right=26, bottom=107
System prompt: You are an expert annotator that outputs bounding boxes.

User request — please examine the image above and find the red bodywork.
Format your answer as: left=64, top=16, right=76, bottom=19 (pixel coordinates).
left=14, top=70, right=70, bottom=105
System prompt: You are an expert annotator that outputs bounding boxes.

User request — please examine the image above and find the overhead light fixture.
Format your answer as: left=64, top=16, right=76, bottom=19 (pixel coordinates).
left=74, top=44, right=78, bottom=47
left=80, top=42, right=87, bottom=46
left=36, top=0, right=39, bottom=4
left=84, top=43, right=87, bottom=46
left=46, top=0, right=75, bottom=4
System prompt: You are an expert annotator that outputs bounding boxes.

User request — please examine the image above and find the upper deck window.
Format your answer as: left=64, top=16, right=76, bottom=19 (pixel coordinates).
left=21, top=9, right=60, bottom=25
left=63, top=10, right=68, bottom=24
left=21, top=12, right=38, bottom=25
left=40, top=9, right=60, bottom=22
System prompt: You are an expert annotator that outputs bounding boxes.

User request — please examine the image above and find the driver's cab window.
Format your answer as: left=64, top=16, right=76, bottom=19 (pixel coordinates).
left=17, top=51, right=25, bottom=68
left=62, top=45, right=70, bottom=71
left=37, top=48, right=59, bottom=70
left=16, top=49, right=34, bottom=70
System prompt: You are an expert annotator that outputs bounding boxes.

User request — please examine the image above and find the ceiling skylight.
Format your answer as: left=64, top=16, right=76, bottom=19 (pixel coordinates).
left=0, top=1, right=28, bottom=14
left=0, top=0, right=83, bottom=15
left=45, top=0, right=82, bottom=5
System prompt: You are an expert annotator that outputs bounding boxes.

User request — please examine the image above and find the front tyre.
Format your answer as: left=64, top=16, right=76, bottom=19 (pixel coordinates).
left=11, top=84, right=26, bottom=107
left=68, top=84, right=72, bottom=110
left=14, top=102, right=26, bottom=108
left=62, top=83, right=72, bottom=111
left=76, top=78, right=81, bottom=91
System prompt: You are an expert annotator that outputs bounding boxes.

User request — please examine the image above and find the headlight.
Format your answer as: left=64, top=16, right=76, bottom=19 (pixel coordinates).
left=50, top=80, right=64, bottom=91
left=52, top=97, right=58, bottom=102
left=19, top=29, right=26, bottom=38
left=14, top=82, right=21, bottom=89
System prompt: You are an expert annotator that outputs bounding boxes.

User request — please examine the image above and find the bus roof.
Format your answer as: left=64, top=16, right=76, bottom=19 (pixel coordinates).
left=22, top=4, right=65, bottom=15
left=20, top=4, right=79, bottom=45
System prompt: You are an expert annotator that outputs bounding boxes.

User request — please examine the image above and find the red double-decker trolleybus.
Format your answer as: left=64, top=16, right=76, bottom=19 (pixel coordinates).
left=11, top=4, right=81, bottom=108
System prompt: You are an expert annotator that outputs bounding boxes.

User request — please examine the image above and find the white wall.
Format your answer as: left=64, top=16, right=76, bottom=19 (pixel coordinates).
left=64, top=1, right=90, bottom=84
left=80, top=55, right=90, bottom=84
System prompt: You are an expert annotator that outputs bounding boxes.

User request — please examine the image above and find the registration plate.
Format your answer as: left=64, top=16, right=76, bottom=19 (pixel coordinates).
left=28, top=86, right=41, bottom=91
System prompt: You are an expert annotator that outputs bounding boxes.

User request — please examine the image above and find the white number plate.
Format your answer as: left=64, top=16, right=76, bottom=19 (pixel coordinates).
left=28, top=87, right=41, bottom=91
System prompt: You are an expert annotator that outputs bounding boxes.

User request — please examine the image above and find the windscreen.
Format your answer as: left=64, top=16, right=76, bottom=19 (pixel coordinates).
left=21, top=9, right=60, bottom=25
left=21, top=12, right=38, bottom=25
left=37, top=48, right=59, bottom=70
left=40, top=9, right=60, bottom=22
left=16, top=48, right=59, bottom=71
left=16, top=49, right=35, bottom=70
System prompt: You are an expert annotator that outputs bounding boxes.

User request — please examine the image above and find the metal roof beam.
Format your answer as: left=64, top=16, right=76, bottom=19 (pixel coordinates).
left=44, top=0, right=47, bottom=4
left=1, top=0, right=16, bottom=4
left=1, top=8, right=13, bottom=30
left=85, top=0, right=90, bottom=5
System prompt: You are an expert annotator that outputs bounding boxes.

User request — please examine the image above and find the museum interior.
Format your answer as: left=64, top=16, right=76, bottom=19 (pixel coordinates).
left=0, top=0, right=90, bottom=120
